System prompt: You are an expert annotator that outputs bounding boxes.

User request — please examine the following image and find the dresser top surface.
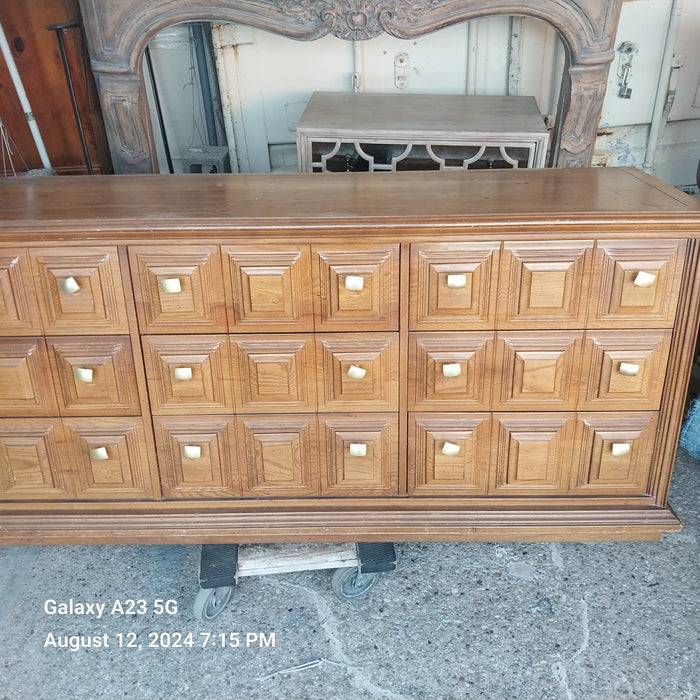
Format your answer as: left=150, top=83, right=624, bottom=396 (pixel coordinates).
left=0, top=167, right=698, bottom=237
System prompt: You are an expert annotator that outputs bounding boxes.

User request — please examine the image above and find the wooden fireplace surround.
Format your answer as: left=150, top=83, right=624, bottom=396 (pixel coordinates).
left=76, top=0, right=623, bottom=174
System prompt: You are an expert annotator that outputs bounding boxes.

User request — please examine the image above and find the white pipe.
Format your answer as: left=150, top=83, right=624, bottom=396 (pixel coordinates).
left=643, top=0, right=683, bottom=173
left=0, top=20, right=52, bottom=170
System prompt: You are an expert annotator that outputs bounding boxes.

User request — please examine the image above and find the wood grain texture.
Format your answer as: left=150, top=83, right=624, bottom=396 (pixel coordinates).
left=0, top=251, right=42, bottom=335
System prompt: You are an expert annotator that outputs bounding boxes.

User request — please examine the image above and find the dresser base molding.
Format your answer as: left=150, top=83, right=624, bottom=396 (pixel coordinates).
left=0, top=504, right=681, bottom=545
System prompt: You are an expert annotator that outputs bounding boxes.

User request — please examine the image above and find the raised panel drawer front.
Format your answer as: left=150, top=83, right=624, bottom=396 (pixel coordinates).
left=409, top=242, right=499, bottom=330
left=408, top=332, right=493, bottom=411
left=153, top=416, right=240, bottom=498
left=63, top=418, right=158, bottom=500
left=0, top=419, right=71, bottom=500
left=490, top=413, right=576, bottom=495
left=498, top=241, right=593, bottom=328
left=31, top=247, right=128, bottom=334
left=590, top=239, right=686, bottom=327
left=142, top=336, right=233, bottom=415
left=579, top=330, right=672, bottom=410
left=408, top=413, right=490, bottom=495
left=494, top=331, right=583, bottom=411
left=0, top=250, right=42, bottom=335
left=316, top=333, right=399, bottom=411
left=46, top=336, right=140, bottom=416
left=129, top=245, right=226, bottom=333
left=223, top=245, right=313, bottom=333
left=319, top=414, right=399, bottom=496
left=0, top=338, right=58, bottom=416
left=231, top=335, right=316, bottom=413
left=312, top=244, right=399, bottom=331
left=235, top=414, right=320, bottom=497
left=572, top=413, right=659, bottom=495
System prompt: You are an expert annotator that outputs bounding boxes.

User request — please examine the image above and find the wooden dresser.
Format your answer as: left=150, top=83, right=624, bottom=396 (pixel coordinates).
left=1, top=167, right=698, bottom=545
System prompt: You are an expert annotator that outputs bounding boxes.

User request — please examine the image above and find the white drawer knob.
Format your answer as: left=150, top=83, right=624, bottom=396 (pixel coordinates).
left=611, top=443, right=631, bottom=457
left=619, top=362, right=640, bottom=377
left=442, top=363, right=462, bottom=378
left=89, top=446, right=109, bottom=461
left=160, top=277, right=182, bottom=294
left=447, top=274, right=467, bottom=289
left=173, top=367, right=193, bottom=381
left=347, top=365, right=367, bottom=380
left=441, top=441, right=461, bottom=456
left=74, top=367, right=94, bottom=383
left=633, top=271, right=656, bottom=288
left=183, top=445, right=201, bottom=459
left=59, top=276, right=80, bottom=295
left=345, top=275, right=364, bottom=291
left=349, top=443, right=367, bottom=457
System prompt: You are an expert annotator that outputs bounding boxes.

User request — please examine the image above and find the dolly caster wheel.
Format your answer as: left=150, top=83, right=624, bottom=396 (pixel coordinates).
left=193, top=586, right=233, bottom=621
left=331, top=566, right=380, bottom=600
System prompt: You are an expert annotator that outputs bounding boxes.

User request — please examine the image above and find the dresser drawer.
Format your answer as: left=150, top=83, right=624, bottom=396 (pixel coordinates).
left=46, top=336, right=140, bottom=416
left=153, top=416, right=240, bottom=498
left=579, top=330, right=672, bottom=410
left=590, top=239, right=686, bottom=328
left=409, top=332, right=493, bottom=411
left=142, top=335, right=233, bottom=415
left=408, top=413, right=490, bottom=495
left=316, top=333, right=399, bottom=411
left=319, top=413, right=399, bottom=495
left=313, top=244, right=399, bottom=331
left=129, top=245, right=226, bottom=333
left=409, top=242, right=499, bottom=330
left=0, top=337, right=58, bottom=416
left=0, top=250, right=42, bottom=335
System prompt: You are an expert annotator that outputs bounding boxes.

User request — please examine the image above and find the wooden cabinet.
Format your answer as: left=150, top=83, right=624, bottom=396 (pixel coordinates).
left=0, top=168, right=698, bottom=544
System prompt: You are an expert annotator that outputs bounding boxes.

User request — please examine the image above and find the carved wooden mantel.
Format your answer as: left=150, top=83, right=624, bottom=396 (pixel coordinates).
left=77, top=0, right=623, bottom=174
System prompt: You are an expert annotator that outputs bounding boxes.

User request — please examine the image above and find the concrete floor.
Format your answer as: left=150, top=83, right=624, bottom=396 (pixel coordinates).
left=0, top=450, right=698, bottom=700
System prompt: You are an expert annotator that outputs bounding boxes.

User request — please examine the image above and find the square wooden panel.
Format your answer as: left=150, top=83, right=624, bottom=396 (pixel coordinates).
left=408, top=332, right=493, bottom=411
left=63, top=417, right=159, bottom=500
left=46, top=336, right=140, bottom=416
left=579, top=330, right=672, bottom=411
left=319, top=414, right=399, bottom=496
left=590, top=239, right=686, bottom=328
left=231, top=335, right=316, bottom=413
left=0, top=337, right=58, bottom=416
left=498, top=241, right=593, bottom=328
left=408, top=413, right=490, bottom=495
left=0, top=250, right=42, bottom=335
left=490, top=413, right=576, bottom=495
left=142, top=335, right=232, bottom=415
left=31, top=247, right=129, bottom=334
left=235, top=414, right=319, bottom=497
left=0, top=418, right=72, bottom=500
left=223, top=245, right=313, bottom=332
left=316, top=333, right=399, bottom=412
left=129, top=245, right=227, bottom=333
left=572, top=413, right=659, bottom=495
left=153, top=416, right=240, bottom=499
left=493, top=331, right=583, bottom=411
left=312, top=244, right=399, bottom=331
left=409, top=242, right=499, bottom=330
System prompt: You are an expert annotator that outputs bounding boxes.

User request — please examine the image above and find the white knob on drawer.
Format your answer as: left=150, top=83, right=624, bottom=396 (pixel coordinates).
left=619, top=362, right=640, bottom=377
left=349, top=443, right=367, bottom=457
left=611, top=443, right=631, bottom=457
left=74, top=367, right=94, bottom=383
left=183, top=445, right=201, bottom=459
left=173, top=367, right=193, bottom=381
left=89, top=447, right=109, bottom=461
left=441, top=441, right=461, bottom=456
left=442, top=363, right=462, bottom=378
left=347, top=365, right=367, bottom=380
left=345, top=275, right=364, bottom=291
left=59, top=276, right=80, bottom=295
left=447, top=274, right=467, bottom=289
left=633, top=271, right=656, bottom=288
left=160, top=277, right=182, bottom=293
